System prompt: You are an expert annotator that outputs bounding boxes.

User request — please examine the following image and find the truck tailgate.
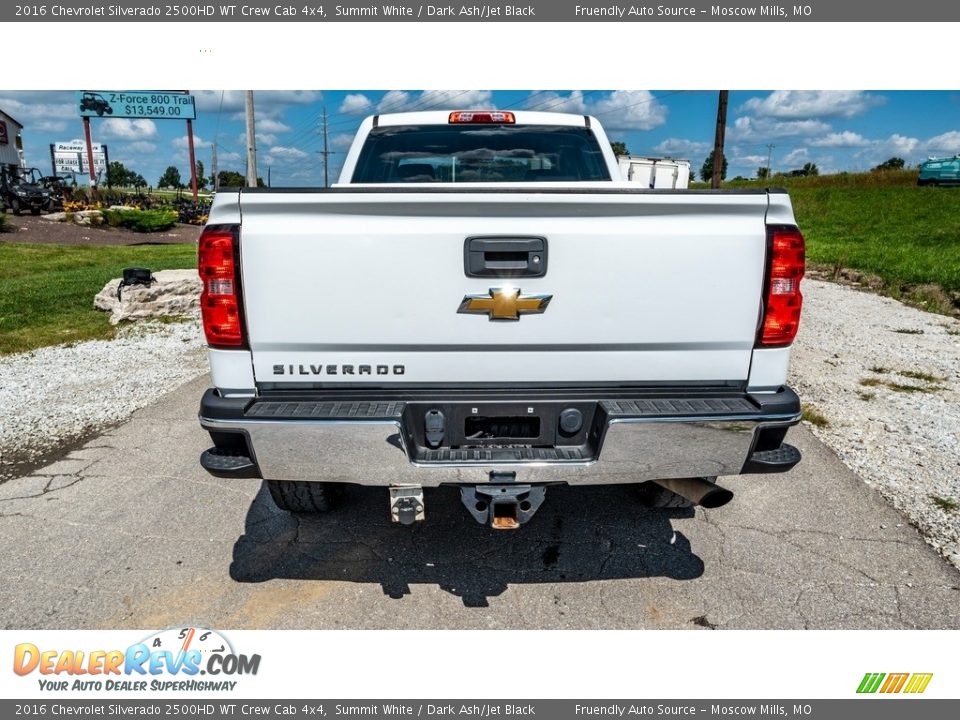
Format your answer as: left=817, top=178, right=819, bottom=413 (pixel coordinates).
left=237, top=189, right=773, bottom=385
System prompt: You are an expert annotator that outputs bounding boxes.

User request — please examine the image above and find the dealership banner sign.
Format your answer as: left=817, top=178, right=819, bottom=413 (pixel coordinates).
left=51, top=141, right=107, bottom=174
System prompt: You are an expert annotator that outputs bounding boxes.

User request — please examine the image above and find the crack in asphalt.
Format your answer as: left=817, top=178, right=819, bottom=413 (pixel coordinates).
left=712, top=520, right=886, bottom=584
left=0, top=470, right=88, bottom=503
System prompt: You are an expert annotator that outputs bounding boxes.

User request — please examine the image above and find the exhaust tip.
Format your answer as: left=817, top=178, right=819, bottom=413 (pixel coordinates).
left=698, top=486, right=734, bottom=509
left=651, top=476, right=734, bottom=509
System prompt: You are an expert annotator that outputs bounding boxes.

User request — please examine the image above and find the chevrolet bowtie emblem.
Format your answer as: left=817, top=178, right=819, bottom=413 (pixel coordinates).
left=458, top=287, right=552, bottom=321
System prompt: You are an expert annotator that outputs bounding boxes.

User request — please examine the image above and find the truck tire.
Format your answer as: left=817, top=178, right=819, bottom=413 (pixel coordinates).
left=266, top=480, right=343, bottom=513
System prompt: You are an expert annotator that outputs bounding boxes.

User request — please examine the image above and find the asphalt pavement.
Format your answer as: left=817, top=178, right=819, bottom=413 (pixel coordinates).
left=1, top=373, right=958, bottom=629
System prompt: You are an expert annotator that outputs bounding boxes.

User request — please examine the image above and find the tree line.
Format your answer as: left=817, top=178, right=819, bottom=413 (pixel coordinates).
left=106, top=161, right=264, bottom=190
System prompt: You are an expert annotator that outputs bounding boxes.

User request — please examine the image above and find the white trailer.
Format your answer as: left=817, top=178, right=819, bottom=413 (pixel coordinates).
left=618, top=155, right=691, bottom=189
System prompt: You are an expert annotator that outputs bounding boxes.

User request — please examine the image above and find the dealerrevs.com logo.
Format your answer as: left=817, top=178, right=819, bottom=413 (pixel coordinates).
left=857, top=673, right=933, bottom=694
left=13, top=627, right=260, bottom=692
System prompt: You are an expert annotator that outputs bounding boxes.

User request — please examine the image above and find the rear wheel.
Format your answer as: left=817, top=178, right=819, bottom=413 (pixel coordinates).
left=10, top=198, right=22, bottom=216
left=266, top=480, right=343, bottom=513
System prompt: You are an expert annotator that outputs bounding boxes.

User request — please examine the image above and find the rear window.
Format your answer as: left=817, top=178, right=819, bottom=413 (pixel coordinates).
left=351, top=124, right=611, bottom=183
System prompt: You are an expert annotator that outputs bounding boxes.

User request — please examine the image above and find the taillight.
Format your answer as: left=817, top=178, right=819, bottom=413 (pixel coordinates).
left=759, top=226, right=805, bottom=347
left=448, top=110, right=515, bottom=124
left=198, top=225, right=246, bottom=348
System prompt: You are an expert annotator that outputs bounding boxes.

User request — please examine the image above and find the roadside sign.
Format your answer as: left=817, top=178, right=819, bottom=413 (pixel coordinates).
left=51, top=141, right=108, bottom=174
left=76, top=91, right=196, bottom=119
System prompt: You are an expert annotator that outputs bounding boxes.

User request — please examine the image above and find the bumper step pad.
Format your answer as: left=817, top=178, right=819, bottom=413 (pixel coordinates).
left=200, top=448, right=260, bottom=478
left=742, top=443, right=802, bottom=474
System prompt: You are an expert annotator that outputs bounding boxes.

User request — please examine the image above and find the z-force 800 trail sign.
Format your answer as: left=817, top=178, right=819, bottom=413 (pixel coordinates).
left=76, top=91, right=196, bottom=119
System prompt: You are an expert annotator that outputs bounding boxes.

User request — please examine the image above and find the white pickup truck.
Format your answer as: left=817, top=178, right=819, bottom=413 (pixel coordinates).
left=197, top=110, right=805, bottom=529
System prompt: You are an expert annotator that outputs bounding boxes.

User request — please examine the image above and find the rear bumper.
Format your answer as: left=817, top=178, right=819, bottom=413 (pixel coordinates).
left=199, top=386, right=802, bottom=486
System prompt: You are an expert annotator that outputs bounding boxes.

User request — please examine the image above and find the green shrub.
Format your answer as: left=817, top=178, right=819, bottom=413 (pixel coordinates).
left=100, top=208, right=178, bottom=233
left=0, top=213, right=13, bottom=233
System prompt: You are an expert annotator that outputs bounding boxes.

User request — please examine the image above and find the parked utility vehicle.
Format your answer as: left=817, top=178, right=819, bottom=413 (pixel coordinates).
left=197, top=110, right=805, bottom=529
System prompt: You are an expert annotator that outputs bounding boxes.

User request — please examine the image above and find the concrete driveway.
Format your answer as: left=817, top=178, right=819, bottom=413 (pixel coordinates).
left=1, top=373, right=958, bottom=629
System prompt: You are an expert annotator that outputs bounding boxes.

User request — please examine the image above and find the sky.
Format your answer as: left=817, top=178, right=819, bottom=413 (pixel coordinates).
left=2, top=89, right=959, bottom=186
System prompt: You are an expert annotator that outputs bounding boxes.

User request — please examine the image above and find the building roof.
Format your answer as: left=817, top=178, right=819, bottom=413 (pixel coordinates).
left=0, top=109, right=24, bottom=129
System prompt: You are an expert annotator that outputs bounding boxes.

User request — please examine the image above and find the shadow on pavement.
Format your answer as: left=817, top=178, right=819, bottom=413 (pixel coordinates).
left=230, top=482, right=704, bottom=607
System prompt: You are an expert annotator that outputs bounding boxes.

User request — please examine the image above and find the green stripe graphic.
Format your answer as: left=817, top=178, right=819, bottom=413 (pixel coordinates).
left=857, top=673, right=885, bottom=693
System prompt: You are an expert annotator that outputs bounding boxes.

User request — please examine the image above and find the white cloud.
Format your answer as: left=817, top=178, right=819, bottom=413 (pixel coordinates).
left=740, top=91, right=885, bottom=120
left=728, top=116, right=832, bottom=142
left=781, top=148, right=810, bottom=166
left=376, top=90, right=411, bottom=112
left=331, top=132, right=355, bottom=151
left=196, top=90, right=320, bottom=116
left=524, top=90, right=588, bottom=114
left=237, top=132, right=278, bottom=146
left=417, top=89, right=492, bottom=109
left=0, top=95, right=75, bottom=123
left=339, top=93, right=373, bottom=115
left=264, top=145, right=309, bottom=164
left=925, top=131, right=960, bottom=155
left=589, top=90, right=668, bottom=131
left=375, top=90, right=493, bottom=113
left=124, top=141, right=157, bottom=154
left=878, top=134, right=921, bottom=156
left=809, top=131, right=871, bottom=148
left=173, top=133, right=213, bottom=149
left=652, top=138, right=711, bottom=158
left=731, top=154, right=769, bottom=167
left=32, top=120, right=69, bottom=133
left=257, top=118, right=291, bottom=133
left=849, top=134, right=920, bottom=168
left=193, top=90, right=244, bottom=113
left=524, top=90, right=667, bottom=131
left=99, top=118, right=158, bottom=140
left=226, top=92, right=323, bottom=123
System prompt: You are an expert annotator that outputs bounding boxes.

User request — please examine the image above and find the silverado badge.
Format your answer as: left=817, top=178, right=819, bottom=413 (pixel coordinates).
left=457, top=287, right=552, bottom=321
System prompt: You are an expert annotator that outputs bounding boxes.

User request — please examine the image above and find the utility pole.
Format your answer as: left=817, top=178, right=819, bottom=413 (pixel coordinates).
left=315, top=106, right=339, bottom=187
left=82, top=116, right=97, bottom=196
left=183, top=90, right=198, bottom=201
left=211, top=142, right=218, bottom=191
left=711, top=90, right=729, bottom=189
left=245, top=90, right=258, bottom=187
left=765, top=143, right=775, bottom=178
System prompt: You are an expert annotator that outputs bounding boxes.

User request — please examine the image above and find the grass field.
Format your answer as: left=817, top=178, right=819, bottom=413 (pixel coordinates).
left=720, top=170, right=960, bottom=310
left=0, top=242, right=197, bottom=355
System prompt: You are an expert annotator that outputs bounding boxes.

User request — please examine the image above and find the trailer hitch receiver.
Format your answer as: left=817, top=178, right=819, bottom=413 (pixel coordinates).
left=460, top=483, right=546, bottom=530
left=390, top=485, right=425, bottom=525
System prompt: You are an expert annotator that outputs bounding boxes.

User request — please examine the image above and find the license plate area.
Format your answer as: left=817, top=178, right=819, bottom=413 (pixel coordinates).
left=449, top=403, right=554, bottom=447
left=465, top=415, right=541, bottom=441
left=404, top=401, right=598, bottom=452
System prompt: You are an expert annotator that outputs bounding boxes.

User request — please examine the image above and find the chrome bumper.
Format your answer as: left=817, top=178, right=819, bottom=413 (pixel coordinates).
left=199, top=389, right=801, bottom=486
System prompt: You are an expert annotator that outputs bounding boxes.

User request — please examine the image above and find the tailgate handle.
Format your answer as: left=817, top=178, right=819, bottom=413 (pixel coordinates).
left=464, top=236, right=547, bottom=278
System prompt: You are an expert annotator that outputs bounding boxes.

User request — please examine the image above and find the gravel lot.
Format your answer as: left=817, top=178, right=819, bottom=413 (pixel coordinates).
left=0, top=278, right=957, bottom=573
left=0, top=214, right=201, bottom=245
left=0, top=318, right=206, bottom=481
left=790, top=280, right=960, bottom=569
